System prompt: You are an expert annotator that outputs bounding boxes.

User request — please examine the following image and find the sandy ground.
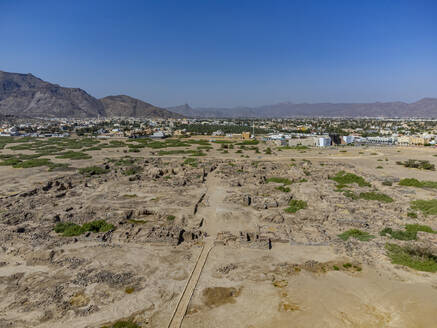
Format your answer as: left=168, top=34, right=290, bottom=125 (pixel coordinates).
left=0, top=139, right=437, bottom=327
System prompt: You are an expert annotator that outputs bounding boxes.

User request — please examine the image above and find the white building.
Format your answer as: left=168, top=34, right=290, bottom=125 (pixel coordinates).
left=342, top=136, right=354, bottom=144
left=318, top=137, right=331, bottom=147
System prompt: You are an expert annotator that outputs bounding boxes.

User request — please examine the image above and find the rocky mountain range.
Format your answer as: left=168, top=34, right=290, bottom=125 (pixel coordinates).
left=0, top=71, right=181, bottom=118
left=100, top=95, right=182, bottom=119
left=169, top=98, right=437, bottom=118
left=2, top=70, right=436, bottom=118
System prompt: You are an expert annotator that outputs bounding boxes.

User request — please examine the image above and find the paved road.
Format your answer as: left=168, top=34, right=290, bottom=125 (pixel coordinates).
left=167, top=238, right=214, bottom=328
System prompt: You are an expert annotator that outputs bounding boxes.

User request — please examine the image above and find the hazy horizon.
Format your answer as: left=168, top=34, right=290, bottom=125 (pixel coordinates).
left=1, top=0, right=436, bottom=108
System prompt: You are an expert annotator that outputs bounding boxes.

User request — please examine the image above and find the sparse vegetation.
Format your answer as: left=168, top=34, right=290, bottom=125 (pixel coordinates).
left=55, top=151, right=92, bottom=160
left=386, top=243, right=437, bottom=272
left=343, top=190, right=393, bottom=203
left=54, top=220, right=115, bottom=237
left=266, top=177, right=292, bottom=185
left=396, top=159, right=435, bottom=171
left=285, top=200, right=307, bottom=213
left=276, top=186, right=290, bottom=192
left=167, top=215, right=175, bottom=221
left=380, top=224, right=436, bottom=241
left=278, top=145, right=309, bottom=150
left=399, top=178, right=437, bottom=189
left=411, top=199, right=437, bottom=216
left=111, top=320, right=141, bottom=328
left=358, top=191, right=393, bottom=203
left=330, top=171, right=371, bottom=188
left=183, top=158, right=198, bottom=167
left=122, top=166, right=143, bottom=176
left=338, top=229, right=375, bottom=242
left=79, top=165, right=109, bottom=176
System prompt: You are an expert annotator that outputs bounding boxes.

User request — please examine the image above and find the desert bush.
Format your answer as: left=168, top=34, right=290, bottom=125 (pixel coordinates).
left=13, top=158, right=53, bottom=168
left=79, top=166, right=109, bottom=176
left=237, top=140, right=259, bottom=145
left=338, top=229, right=375, bottom=241
left=385, top=243, right=437, bottom=272
left=183, top=158, right=198, bottom=167
left=55, top=151, right=92, bottom=160
left=396, top=159, right=435, bottom=171
left=380, top=224, right=435, bottom=241
left=278, top=145, right=309, bottom=150
left=399, top=178, right=437, bottom=189
left=410, top=199, right=437, bottom=216
left=359, top=192, right=393, bottom=203
left=54, top=220, right=114, bottom=237
left=112, top=321, right=140, bottom=328
left=266, top=177, right=292, bottom=185
left=285, top=200, right=307, bottom=213
left=123, top=166, right=143, bottom=176
left=330, top=171, right=371, bottom=188
left=276, top=186, right=290, bottom=192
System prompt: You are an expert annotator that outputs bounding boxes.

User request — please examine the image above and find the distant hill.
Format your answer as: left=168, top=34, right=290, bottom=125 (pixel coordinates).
left=169, top=99, right=437, bottom=118
left=0, top=71, right=182, bottom=118
left=0, top=71, right=105, bottom=118
left=101, top=95, right=182, bottom=118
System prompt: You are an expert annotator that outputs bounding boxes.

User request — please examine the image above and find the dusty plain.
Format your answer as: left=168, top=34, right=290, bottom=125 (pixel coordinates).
left=0, top=137, right=436, bottom=328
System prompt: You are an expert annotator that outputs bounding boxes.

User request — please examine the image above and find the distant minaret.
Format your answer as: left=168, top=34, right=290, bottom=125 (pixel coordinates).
left=252, top=121, right=255, bottom=138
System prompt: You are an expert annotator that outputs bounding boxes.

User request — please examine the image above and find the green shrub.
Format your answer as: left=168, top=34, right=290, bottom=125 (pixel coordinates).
left=385, top=243, right=437, bottom=272
left=380, top=224, right=435, bottom=241
left=189, top=150, right=206, bottom=157
left=407, top=212, right=417, bottom=218
left=79, top=166, right=109, bottom=176
left=82, top=220, right=114, bottom=233
left=54, top=220, right=115, bottom=237
left=330, top=171, right=371, bottom=188
left=359, top=192, right=393, bottom=203
left=276, top=186, right=290, bottom=192
left=112, top=321, right=140, bottom=328
left=396, top=159, right=435, bottom=171
left=266, top=177, right=292, bottom=185
left=183, top=158, right=198, bottom=167
left=237, top=140, right=259, bottom=145
left=278, top=145, right=309, bottom=150
left=338, top=229, right=375, bottom=242
left=411, top=199, right=437, bottom=216
left=123, top=166, right=143, bottom=176
left=285, top=200, right=307, bottom=213
left=167, top=215, right=175, bottom=221
left=343, top=190, right=359, bottom=199
left=13, top=158, right=52, bottom=168
left=55, top=151, right=92, bottom=160
left=399, top=178, right=437, bottom=189
left=264, top=147, right=272, bottom=155
left=123, top=194, right=137, bottom=198
left=382, top=180, right=393, bottom=186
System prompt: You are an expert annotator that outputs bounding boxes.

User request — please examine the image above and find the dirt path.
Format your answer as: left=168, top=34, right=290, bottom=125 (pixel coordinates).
left=167, top=238, right=214, bottom=328
left=168, top=170, right=228, bottom=328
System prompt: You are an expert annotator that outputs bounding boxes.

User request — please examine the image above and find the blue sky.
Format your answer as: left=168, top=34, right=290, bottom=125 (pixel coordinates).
left=1, top=0, right=436, bottom=107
